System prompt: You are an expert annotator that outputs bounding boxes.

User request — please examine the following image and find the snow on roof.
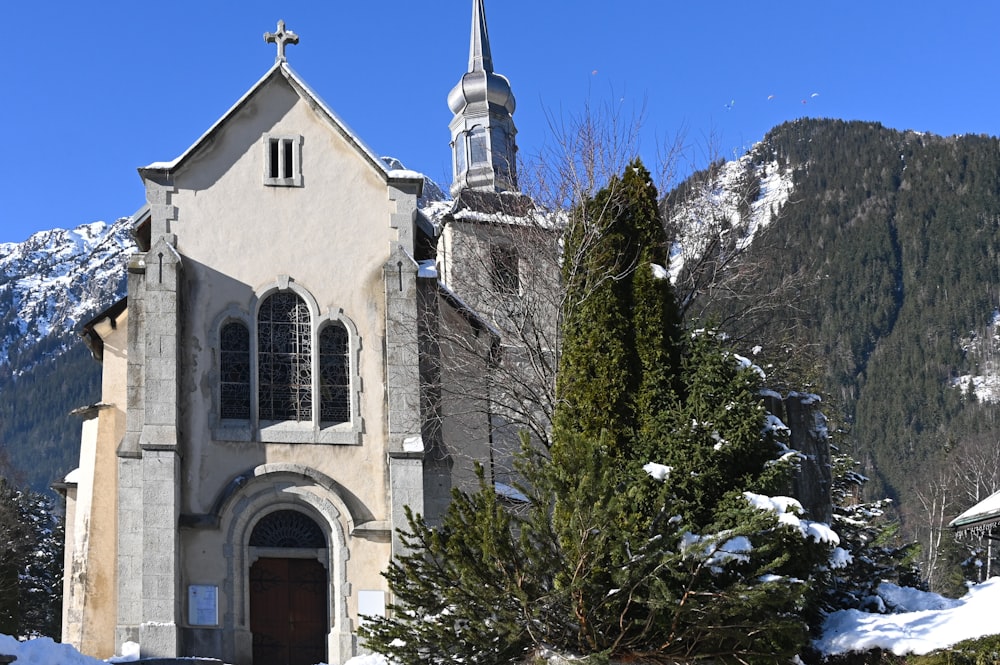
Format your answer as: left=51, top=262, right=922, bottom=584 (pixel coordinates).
left=950, top=488, right=1000, bottom=531
left=387, top=168, right=426, bottom=182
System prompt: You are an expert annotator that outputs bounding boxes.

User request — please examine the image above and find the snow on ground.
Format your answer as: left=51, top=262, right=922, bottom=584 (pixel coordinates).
left=5, top=579, right=1000, bottom=662
left=0, top=633, right=106, bottom=664
left=815, top=577, right=1000, bottom=657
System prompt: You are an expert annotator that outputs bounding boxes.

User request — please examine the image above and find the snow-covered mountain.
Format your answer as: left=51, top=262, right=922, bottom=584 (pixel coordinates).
left=0, top=218, right=135, bottom=371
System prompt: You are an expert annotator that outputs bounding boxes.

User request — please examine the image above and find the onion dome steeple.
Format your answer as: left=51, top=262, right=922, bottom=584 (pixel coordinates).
left=448, top=0, right=518, bottom=197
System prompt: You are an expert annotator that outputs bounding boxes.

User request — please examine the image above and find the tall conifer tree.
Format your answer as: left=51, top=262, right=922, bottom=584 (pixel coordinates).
left=554, top=158, right=683, bottom=460
left=362, top=160, right=836, bottom=665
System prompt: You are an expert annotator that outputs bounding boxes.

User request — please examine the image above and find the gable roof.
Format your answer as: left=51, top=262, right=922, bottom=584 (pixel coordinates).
left=136, top=61, right=423, bottom=194
left=950, top=489, right=1000, bottom=533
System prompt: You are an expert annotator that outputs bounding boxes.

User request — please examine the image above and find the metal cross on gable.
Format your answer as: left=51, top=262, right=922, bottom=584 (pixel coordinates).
left=264, top=20, right=299, bottom=63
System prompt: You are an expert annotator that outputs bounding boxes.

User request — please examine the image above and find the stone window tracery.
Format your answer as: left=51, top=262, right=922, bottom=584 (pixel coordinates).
left=249, top=510, right=326, bottom=549
left=213, top=283, right=362, bottom=443
left=258, top=292, right=312, bottom=421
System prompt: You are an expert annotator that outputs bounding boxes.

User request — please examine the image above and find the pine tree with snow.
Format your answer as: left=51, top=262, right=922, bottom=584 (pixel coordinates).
left=361, top=161, right=837, bottom=664
left=0, top=478, right=64, bottom=638
left=818, top=453, right=922, bottom=614
left=16, top=489, right=64, bottom=638
left=545, top=327, right=835, bottom=661
left=0, top=479, right=30, bottom=635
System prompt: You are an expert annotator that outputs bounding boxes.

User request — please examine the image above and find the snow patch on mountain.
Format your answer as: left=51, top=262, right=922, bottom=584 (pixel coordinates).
left=667, top=148, right=794, bottom=284
left=0, top=217, right=135, bottom=369
left=952, top=309, right=1000, bottom=403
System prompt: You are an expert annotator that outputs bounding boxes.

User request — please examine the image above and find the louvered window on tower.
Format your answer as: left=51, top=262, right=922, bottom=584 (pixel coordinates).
left=263, top=134, right=303, bottom=186
left=490, top=244, right=520, bottom=295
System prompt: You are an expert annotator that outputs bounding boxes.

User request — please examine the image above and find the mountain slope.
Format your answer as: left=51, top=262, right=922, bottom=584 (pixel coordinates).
left=0, top=218, right=134, bottom=491
left=667, top=118, right=1000, bottom=537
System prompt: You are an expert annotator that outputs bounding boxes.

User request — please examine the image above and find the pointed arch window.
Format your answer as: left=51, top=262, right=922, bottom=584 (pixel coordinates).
left=319, top=322, right=350, bottom=424
left=258, top=292, right=312, bottom=421
left=220, top=321, right=251, bottom=419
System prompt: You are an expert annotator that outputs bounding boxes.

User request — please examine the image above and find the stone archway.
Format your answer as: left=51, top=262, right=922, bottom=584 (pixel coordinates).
left=248, top=510, right=328, bottom=665
left=216, top=465, right=358, bottom=665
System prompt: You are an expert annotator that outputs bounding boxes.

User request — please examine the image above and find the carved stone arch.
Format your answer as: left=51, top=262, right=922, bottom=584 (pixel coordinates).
left=252, top=274, right=321, bottom=323
left=219, top=467, right=354, bottom=665
left=211, top=463, right=375, bottom=532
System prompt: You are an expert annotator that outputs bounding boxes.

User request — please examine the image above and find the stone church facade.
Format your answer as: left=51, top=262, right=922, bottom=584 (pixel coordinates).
left=60, top=3, right=528, bottom=664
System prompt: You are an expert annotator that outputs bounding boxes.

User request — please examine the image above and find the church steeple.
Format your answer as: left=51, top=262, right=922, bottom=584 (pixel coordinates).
left=448, top=0, right=518, bottom=197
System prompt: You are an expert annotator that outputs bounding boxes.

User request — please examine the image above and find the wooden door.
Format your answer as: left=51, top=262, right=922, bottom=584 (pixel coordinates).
left=250, top=557, right=328, bottom=665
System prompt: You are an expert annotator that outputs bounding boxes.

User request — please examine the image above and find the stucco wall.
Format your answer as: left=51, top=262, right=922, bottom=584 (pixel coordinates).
left=133, top=72, right=408, bottom=662
left=164, top=74, right=395, bottom=519
left=63, top=313, right=128, bottom=658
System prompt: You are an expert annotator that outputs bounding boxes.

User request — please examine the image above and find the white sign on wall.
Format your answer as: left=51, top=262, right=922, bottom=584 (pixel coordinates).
left=188, top=585, right=219, bottom=626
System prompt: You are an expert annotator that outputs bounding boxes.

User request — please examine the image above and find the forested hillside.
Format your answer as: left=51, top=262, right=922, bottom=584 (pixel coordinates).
left=668, top=118, right=1000, bottom=562
left=0, top=346, right=101, bottom=493
left=0, top=220, right=131, bottom=493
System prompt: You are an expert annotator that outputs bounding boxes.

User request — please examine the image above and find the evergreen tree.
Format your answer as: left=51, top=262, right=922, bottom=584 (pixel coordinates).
left=361, top=161, right=835, bottom=664
left=0, top=478, right=64, bottom=638
left=0, top=479, right=29, bottom=635
left=17, top=490, right=64, bottom=638
left=554, top=159, right=683, bottom=458
left=817, top=453, right=922, bottom=615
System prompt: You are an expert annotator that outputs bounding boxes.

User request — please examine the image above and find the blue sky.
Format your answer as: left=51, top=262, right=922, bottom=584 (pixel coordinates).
left=3, top=1, right=998, bottom=244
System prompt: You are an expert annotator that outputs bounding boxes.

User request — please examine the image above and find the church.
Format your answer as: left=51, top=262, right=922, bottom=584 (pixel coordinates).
left=59, top=2, right=536, bottom=663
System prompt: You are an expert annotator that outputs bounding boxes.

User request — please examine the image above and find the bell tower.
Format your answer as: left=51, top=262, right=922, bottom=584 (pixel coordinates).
left=448, top=0, right=519, bottom=197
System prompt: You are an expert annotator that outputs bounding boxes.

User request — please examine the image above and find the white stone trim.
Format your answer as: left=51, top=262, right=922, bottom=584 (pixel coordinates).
left=262, top=133, right=303, bottom=187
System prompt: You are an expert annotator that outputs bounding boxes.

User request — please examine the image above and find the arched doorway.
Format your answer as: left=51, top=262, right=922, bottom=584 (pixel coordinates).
left=249, top=510, right=328, bottom=665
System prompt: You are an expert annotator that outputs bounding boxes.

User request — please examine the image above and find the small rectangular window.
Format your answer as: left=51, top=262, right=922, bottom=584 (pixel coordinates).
left=490, top=244, right=520, bottom=295
left=263, top=134, right=302, bottom=186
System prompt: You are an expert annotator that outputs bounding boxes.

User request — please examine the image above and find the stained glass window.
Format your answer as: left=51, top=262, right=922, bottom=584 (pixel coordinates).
left=220, top=321, right=251, bottom=419
left=258, top=292, right=312, bottom=421
left=319, top=323, right=350, bottom=424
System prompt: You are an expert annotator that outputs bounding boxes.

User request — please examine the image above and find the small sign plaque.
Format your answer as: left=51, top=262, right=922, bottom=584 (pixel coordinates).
left=188, top=584, right=219, bottom=626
